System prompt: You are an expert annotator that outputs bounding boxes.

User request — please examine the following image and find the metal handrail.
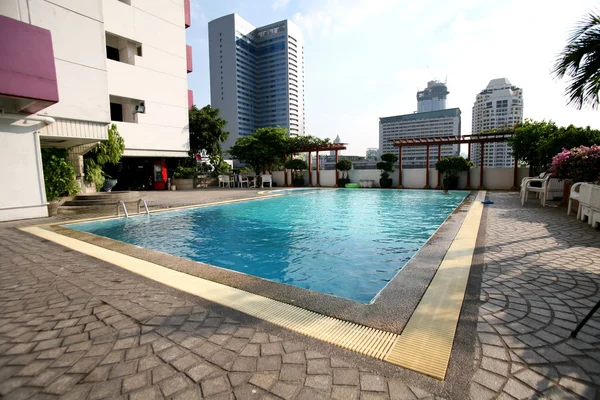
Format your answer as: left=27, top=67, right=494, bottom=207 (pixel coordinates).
left=138, top=199, right=149, bottom=215
left=118, top=199, right=149, bottom=218
left=117, top=200, right=129, bottom=218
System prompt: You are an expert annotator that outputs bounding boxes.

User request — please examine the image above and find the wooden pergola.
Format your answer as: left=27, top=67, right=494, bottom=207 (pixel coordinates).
left=285, top=143, right=347, bottom=187
left=392, top=132, right=516, bottom=189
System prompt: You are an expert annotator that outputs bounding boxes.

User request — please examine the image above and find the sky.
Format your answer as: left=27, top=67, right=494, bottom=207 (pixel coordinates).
left=186, top=0, right=600, bottom=156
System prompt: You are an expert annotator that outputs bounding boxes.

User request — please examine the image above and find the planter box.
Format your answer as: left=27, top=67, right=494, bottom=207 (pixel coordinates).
left=172, top=178, right=194, bottom=190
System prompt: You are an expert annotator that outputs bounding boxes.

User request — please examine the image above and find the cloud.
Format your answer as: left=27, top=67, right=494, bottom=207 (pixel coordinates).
left=293, top=0, right=397, bottom=37
left=272, top=0, right=289, bottom=9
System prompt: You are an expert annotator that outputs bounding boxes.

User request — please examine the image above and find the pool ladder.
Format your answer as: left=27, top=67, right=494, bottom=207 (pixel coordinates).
left=117, top=199, right=149, bottom=218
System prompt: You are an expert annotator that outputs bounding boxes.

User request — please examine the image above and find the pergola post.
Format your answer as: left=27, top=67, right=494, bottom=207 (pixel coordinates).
left=511, top=158, right=519, bottom=190
left=335, top=150, right=339, bottom=187
left=424, top=145, right=431, bottom=189
left=478, top=143, right=485, bottom=189
left=316, top=151, right=320, bottom=186
left=283, top=154, right=288, bottom=187
left=398, top=147, right=403, bottom=188
left=308, top=151, right=312, bottom=186
left=466, top=143, right=472, bottom=189
left=436, top=145, right=442, bottom=189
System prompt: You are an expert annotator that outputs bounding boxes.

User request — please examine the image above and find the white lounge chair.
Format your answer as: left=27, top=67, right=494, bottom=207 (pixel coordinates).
left=260, top=174, right=272, bottom=188
left=567, top=182, right=584, bottom=217
left=521, top=175, right=551, bottom=207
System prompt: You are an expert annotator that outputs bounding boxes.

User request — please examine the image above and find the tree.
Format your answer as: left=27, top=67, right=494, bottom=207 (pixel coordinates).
left=553, top=11, right=600, bottom=109
left=188, top=105, right=229, bottom=172
left=508, top=120, right=600, bottom=172
left=508, top=120, right=559, bottom=170
left=228, top=126, right=288, bottom=175
left=84, top=123, right=125, bottom=190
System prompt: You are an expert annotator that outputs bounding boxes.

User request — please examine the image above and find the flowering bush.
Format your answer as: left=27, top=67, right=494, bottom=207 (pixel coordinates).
left=550, top=145, right=600, bottom=183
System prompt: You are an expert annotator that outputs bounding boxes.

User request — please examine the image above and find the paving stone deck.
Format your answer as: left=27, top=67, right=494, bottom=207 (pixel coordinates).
left=0, top=191, right=598, bottom=399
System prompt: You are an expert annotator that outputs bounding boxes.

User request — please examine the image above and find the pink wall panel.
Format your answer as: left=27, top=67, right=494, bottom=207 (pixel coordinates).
left=0, top=15, right=59, bottom=113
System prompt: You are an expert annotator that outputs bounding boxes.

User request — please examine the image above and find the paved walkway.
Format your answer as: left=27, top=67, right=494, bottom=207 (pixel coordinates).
left=471, top=193, right=600, bottom=400
left=0, top=191, right=598, bottom=399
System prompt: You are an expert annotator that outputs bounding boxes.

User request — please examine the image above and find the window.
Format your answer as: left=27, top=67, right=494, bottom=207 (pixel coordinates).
left=105, top=32, right=141, bottom=65
left=110, top=102, right=123, bottom=121
left=106, top=46, right=120, bottom=61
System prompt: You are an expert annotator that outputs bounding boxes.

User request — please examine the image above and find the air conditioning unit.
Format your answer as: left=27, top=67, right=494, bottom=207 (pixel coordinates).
left=134, top=105, right=145, bottom=113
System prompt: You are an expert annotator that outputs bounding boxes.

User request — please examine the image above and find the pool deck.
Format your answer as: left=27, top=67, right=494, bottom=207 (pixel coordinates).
left=0, top=189, right=599, bottom=399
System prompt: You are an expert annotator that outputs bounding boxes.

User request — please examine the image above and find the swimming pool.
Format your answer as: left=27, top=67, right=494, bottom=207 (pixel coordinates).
left=68, top=190, right=467, bottom=303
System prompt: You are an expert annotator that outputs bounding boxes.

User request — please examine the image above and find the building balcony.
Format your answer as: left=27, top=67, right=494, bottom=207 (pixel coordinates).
left=186, top=45, right=193, bottom=73
left=188, top=90, right=193, bottom=110
left=0, top=15, right=59, bottom=114
left=184, top=0, right=191, bottom=28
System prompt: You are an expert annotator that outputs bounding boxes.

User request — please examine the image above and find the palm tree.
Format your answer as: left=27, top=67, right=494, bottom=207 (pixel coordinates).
left=553, top=11, right=600, bottom=109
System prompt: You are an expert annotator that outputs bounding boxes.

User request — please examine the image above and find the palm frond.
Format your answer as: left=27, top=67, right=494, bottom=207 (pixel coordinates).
left=553, top=10, right=600, bottom=109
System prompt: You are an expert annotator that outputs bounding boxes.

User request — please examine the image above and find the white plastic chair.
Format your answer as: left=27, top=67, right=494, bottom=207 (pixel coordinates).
left=521, top=175, right=551, bottom=206
left=238, top=175, right=249, bottom=188
left=218, top=175, right=233, bottom=188
left=260, top=174, right=272, bottom=188
left=567, top=182, right=584, bottom=217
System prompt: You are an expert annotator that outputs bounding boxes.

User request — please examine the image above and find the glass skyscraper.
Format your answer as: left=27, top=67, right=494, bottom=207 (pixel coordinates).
left=208, top=14, right=305, bottom=151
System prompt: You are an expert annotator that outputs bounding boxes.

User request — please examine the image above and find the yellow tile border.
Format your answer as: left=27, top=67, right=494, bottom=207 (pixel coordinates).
left=19, top=190, right=486, bottom=380
left=384, top=191, right=485, bottom=379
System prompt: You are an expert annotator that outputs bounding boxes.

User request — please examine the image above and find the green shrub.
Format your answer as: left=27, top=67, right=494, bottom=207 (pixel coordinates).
left=376, top=153, right=398, bottom=179
left=41, top=148, right=80, bottom=201
left=335, top=159, right=352, bottom=179
left=173, top=165, right=197, bottom=179
left=435, top=156, right=473, bottom=179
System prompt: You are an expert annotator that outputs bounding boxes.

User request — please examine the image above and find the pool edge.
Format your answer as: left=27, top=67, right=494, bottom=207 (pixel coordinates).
left=18, top=190, right=486, bottom=381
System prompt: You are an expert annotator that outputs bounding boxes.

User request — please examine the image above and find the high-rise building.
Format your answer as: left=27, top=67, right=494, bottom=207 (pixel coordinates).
left=208, top=14, right=305, bottom=152
left=366, top=148, right=379, bottom=160
left=471, top=78, right=523, bottom=168
left=0, top=0, right=192, bottom=221
left=417, top=80, right=449, bottom=113
left=379, top=109, right=461, bottom=168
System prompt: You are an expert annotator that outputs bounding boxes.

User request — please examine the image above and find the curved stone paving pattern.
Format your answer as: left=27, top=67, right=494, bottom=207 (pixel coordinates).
left=471, top=193, right=600, bottom=399
left=0, top=191, right=599, bottom=399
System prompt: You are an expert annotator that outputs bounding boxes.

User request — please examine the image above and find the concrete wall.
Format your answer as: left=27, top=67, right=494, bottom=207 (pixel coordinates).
left=0, top=120, right=48, bottom=221
left=269, top=167, right=530, bottom=190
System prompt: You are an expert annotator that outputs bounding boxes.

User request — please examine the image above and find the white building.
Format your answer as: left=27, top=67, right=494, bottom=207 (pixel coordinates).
left=379, top=109, right=461, bottom=168
left=417, top=80, right=449, bottom=113
left=0, top=0, right=192, bottom=221
left=366, top=148, right=379, bottom=160
left=208, top=14, right=305, bottom=151
left=471, top=78, right=523, bottom=168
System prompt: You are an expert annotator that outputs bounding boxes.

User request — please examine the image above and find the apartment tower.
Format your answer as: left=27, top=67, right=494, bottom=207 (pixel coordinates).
left=208, top=14, right=305, bottom=151
left=471, top=78, right=523, bottom=167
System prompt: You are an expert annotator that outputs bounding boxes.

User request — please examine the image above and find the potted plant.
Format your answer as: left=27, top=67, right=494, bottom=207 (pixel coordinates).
left=102, top=177, right=118, bottom=192
left=41, top=148, right=80, bottom=216
left=172, top=165, right=197, bottom=190
left=335, top=159, right=353, bottom=187
left=436, top=156, right=473, bottom=190
left=376, top=153, right=398, bottom=188
left=284, top=158, right=308, bottom=187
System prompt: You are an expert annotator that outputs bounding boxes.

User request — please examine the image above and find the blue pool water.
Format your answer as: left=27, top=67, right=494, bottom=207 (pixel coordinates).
left=68, top=190, right=467, bottom=303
